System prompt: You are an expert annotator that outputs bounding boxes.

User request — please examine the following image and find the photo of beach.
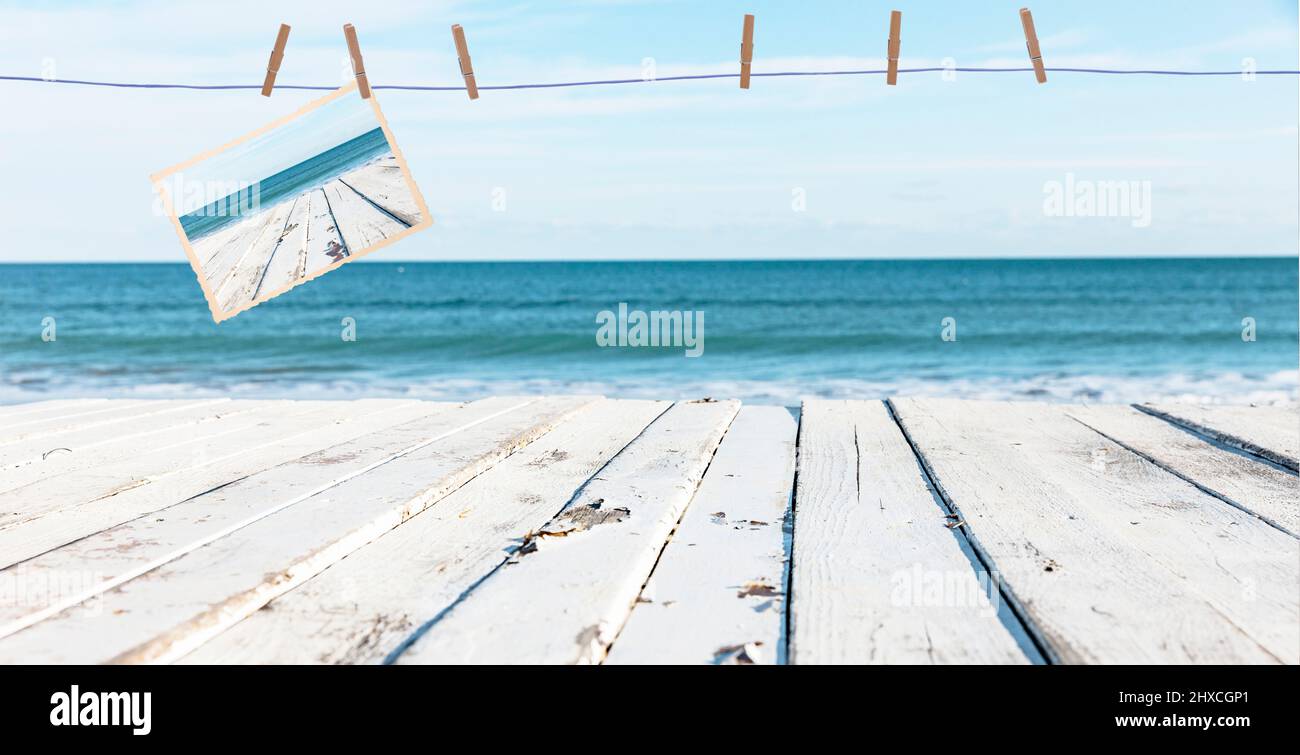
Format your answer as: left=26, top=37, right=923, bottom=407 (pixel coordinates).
left=153, top=84, right=430, bottom=322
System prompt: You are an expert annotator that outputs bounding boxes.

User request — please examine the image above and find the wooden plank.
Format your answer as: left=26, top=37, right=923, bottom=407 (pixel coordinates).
left=890, top=398, right=1299, bottom=664
left=1139, top=403, right=1299, bottom=472
left=0, top=401, right=326, bottom=496
left=0, top=399, right=109, bottom=422
left=0, top=399, right=155, bottom=441
left=393, top=399, right=741, bottom=665
left=0, top=399, right=425, bottom=526
left=1070, top=405, right=1299, bottom=537
left=0, top=401, right=268, bottom=491
left=0, top=398, right=232, bottom=469
left=603, top=406, right=797, bottom=665
left=338, top=157, right=423, bottom=226
left=783, top=400, right=1029, bottom=665
left=252, top=190, right=312, bottom=299
left=192, top=211, right=264, bottom=268
left=0, top=396, right=596, bottom=663
left=213, top=200, right=295, bottom=312
left=181, top=398, right=668, bottom=664
left=0, top=400, right=448, bottom=568
left=203, top=211, right=281, bottom=268
left=300, top=189, right=347, bottom=281
left=0, top=399, right=501, bottom=638
left=253, top=189, right=349, bottom=298
left=323, top=179, right=407, bottom=253
left=197, top=209, right=282, bottom=289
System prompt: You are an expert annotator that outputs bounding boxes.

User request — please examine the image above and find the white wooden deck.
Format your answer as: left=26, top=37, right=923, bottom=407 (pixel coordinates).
left=0, top=397, right=1295, bottom=665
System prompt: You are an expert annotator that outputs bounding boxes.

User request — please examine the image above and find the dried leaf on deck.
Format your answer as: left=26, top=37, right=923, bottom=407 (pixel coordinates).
left=736, top=580, right=782, bottom=599
left=713, top=641, right=764, bottom=665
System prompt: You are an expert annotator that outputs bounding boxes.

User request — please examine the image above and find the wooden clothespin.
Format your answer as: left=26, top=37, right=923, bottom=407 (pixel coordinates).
left=886, top=11, right=901, bottom=86
left=261, top=24, right=291, bottom=97
left=343, top=23, right=371, bottom=98
left=451, top=25, right=479, bottom=100
left=1020, top=8, right=1046, bottom=84
left=739, top=14, right=755, bottom=89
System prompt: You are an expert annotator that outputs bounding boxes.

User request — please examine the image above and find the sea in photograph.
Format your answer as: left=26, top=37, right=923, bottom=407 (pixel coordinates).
left=1, top=258, right=1296, bottom=407
left=178, top=127, right=392, bottom=241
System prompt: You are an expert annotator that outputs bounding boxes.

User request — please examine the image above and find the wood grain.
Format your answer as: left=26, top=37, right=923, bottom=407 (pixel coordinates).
left=213, top=200, right=294, bottom=312
left=0, top=399, right=109, bottom=422
left=1070, top=405, right=1299, bottom=536
left=0, top=397, right=596, bottom=663
left=1, top=397, right=1292, bottom=665
left=182, top=398, right=666, bottom=664
left=0, top=399, right=155, bottom=444
left=394, top=400, right=740, bottom=664
left=338, top=158, right=422, bottom=226
left=891, top=398, right=1299, bottom=664
left=0, top=401, right=275, bottom=500
left=0, top=400, right=448, bottom=568
left=253, top=191, right=312, bottom=297
left=199, top=207, right=283, bottom=292
left=324, top=180, right=407, bottom=253
left=0, top=399, right=232, bottom=470
left=605, top=406, right=796, bottom=665
left=0, top=399, right=498, bottom=639
left=788, top=400, right=1028, bottom=664
left=1139, top=403, right=1299, bottom=472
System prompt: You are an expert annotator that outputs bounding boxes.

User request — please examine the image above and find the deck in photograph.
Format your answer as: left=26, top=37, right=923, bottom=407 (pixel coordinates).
left=0, top=396, right=1295, bottom=665
left=193, top=156, right=421, bottom=313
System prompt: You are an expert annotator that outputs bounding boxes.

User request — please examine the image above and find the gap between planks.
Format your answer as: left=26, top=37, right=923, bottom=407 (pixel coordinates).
left=181, top=398, right=670, bottom=664
left=890, top=398, right=1298, bottom=665
left=0, top=400, right=452, bottom=568
left=1068, top=406, right=1298, bottom=538
left=1134, top=403, right=1299, bottom=473
left=787, top=400, right=1034, bottom=664
left=391, top=399, right=740, bottom=665
left=604, top=405, right=797, bottom=665
left=0, top=397, right=592, bottom=658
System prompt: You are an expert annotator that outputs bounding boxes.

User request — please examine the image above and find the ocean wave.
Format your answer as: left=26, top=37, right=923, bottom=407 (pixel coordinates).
left=4, top=370, right=1295, bottom=409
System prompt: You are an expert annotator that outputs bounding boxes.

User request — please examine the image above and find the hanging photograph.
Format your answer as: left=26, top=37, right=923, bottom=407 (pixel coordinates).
left=152, top=82, right=431, bottom=322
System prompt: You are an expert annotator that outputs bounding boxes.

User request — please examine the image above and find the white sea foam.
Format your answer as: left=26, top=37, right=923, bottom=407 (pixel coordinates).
left=3, top=370, right=1295, bottom=408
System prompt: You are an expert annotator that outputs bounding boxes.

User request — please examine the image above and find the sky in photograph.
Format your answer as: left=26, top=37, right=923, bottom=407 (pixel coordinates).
left=0, top=0, right=1296, bottom=261
left=170, top=92, right=379, bottom=214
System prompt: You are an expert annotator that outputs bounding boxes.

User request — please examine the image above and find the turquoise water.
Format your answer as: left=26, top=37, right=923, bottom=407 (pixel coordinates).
left=0, top=259, right=1295, bottom=405
left=178, top=128, right=391, bottom=241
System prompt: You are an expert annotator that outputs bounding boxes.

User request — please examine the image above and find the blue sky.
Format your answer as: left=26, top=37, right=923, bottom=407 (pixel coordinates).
left=0, top=0, right=1296, bottom=261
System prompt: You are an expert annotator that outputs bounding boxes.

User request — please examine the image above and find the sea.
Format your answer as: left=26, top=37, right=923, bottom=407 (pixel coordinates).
left=178, top=127, right=391, bottom=241
left=1, top=258, right=1296, bottom=407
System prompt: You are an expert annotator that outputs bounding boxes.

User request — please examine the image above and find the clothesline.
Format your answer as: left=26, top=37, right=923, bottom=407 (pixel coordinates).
left=3, top=66, right=1299, bottom=92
